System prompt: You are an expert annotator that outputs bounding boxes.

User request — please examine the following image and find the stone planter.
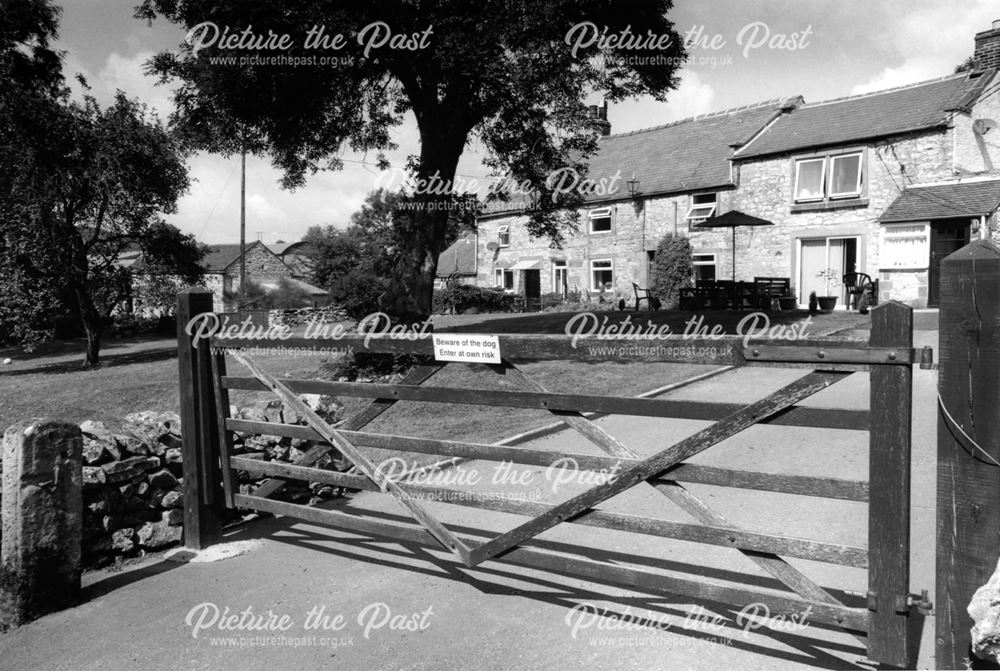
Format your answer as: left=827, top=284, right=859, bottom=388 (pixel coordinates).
left=817, top=296, right=838, bottom=312
left=778, top=297, right=798, bottom=311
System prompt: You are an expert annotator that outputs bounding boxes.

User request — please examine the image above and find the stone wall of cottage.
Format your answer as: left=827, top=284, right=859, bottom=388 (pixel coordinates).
left=730, top=128, right=959, bottom=307
left=474, top=76, right=1000, bottom=309
left=207, top=245, right=292, bottom=312
left=477, top=194, right=732, bottom=302
left=955, top=73, right=1000, bottom=174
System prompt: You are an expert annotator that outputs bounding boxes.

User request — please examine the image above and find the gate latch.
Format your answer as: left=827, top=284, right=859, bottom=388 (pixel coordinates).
left=866, top=589, right=933, bottom=615
left=919, top=346, right=937, bottom=370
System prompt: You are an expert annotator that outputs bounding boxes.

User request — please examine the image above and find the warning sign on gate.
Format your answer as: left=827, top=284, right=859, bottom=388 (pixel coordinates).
left=431, top=334, right=502, bottom=364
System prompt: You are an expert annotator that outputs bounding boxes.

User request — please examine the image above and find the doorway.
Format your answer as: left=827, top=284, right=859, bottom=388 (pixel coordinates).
left=928, top=219, right=971, bottom=307
left=522, top=269, right=541, bottom=312
left=798, top=237, right=859, bottom=305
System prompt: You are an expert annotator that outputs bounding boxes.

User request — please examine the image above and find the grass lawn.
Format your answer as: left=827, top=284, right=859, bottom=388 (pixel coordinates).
left=0, top=307, right=870, bottom=438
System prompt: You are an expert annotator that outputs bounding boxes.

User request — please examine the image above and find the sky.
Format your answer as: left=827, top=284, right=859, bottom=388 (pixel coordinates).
left=53, top=0, right=1000, bottom=245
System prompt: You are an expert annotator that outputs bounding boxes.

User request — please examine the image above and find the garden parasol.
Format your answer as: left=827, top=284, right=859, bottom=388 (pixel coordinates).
left=693, top=209, right=774, bottom=282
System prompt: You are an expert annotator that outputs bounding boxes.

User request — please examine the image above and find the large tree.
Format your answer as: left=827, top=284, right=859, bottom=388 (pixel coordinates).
left=306, top=188, right=418, bottom=318
left=0, top=1, right=198, bottom=365
left=138, top=1, right=687, bottom=321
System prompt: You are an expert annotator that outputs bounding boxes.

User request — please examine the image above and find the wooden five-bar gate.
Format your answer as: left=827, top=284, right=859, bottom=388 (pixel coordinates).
left=177, top=289, right=923, bottom=668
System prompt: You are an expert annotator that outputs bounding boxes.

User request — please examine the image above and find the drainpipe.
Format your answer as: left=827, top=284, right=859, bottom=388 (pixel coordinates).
left=673, top=201, right=678, bottom=237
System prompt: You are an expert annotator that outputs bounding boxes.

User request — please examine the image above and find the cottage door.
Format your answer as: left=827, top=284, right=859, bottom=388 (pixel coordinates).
left=928, top=219, right=971, bottom=307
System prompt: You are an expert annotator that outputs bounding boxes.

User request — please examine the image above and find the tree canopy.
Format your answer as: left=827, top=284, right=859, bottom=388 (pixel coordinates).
left=0, top=0, right=200, bottom=365
left=137, top=0, right=687, bottom=320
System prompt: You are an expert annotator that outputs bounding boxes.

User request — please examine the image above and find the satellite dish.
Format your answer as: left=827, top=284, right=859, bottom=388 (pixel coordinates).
left=486, top=241, right=499, bottom=252
left=974, top=118, right=997, bottom=135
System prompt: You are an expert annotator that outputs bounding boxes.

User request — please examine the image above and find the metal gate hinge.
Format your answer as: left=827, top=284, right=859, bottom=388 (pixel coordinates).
left=920, top=346, right=938, bottom=370
left=866, top=589, right=932, bottom=615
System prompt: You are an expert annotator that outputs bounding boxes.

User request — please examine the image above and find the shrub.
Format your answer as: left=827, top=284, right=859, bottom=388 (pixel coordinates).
left=650, top=234, right=693, bottom=309
left=432, top=281, right=517, bottom=314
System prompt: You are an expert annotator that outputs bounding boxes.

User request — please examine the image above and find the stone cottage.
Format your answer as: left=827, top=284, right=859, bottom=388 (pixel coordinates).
left=476, top=19, right=1000, bottom=308
left=202, top=241, right=328, bottom=312
left=476, top=98, right=801, bottom=302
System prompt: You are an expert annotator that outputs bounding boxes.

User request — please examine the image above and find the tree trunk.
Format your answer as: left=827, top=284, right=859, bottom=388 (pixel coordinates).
left=380, top=129, right=464, bottom=323
left=75, top=286, right=102, bottom=368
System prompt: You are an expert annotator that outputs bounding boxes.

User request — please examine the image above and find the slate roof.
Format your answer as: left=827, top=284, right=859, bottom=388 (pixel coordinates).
left=879, top=179, right=1000, bottom=222
left=201, top=241, right=276, bottom=272
left=481, top=98, right=799, bottom=217
left=436, top=232, right=477, bottom=277
left=735, top=71, right=997, bottom=159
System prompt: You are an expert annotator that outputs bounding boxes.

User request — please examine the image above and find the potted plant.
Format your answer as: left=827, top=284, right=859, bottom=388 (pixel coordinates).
left=815, top=269, right=841, bottom=311
left=778, top=289, right=797, bottom=311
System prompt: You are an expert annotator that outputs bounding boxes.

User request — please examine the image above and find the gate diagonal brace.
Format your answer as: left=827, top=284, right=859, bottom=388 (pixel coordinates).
left=251, top=363, right=444, bottom=501
left=492, top=363, right=850, bottom=608
left=229, top=351, right=474, bottom=565
left=467, top=369, right=846, bottom=568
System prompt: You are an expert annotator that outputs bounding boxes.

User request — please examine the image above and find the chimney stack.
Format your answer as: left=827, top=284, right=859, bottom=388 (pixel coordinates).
left=974, top=19, right=1000, bottom=71
left=595, top=101, right=611, bottom=136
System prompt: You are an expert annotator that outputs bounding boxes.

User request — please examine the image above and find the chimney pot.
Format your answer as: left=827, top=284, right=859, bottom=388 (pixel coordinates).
left=994, top=18, right=1000, bottom=29
left=589, top=105, right=598, bottom=118
left=598, top=101, right=608, bottom=120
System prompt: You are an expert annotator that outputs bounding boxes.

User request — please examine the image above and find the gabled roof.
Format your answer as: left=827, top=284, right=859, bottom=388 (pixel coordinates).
left=879, top=178, right=1000, bottom=222
left=482, top=98, right=800, bottom=217
left=202, top=241, right=274, bottom=273
left=736, top=70, right=997, bottom=159
left=436, top=232, right=477, bottom=277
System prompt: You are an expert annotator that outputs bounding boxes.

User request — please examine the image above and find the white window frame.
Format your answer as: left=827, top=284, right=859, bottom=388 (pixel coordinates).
left=692, top=253, right=717, bottom=280
left=828, top=152, right=864, bottom=199
left=590, top=258, right=614, bottom=291
left=588, top=207, right=613, bottom=234
left=552, top=260, right=568, bottom=296
left=497, top=225, right=510, bottom=247
left=794, top=157, right=827, bottom=203
left=494, top=268, right=514, bottom=291
left=880, top=223, right=930, bottom=270
left=685, top=193, right=718, bottom=222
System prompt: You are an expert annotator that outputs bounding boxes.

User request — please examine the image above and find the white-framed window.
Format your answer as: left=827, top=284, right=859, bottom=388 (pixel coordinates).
left=686, top=193, right=718, bottom=223
left=498, top=225, right=510, bottom=247
left=794, top=157, right=826, bottom=202
left=880, top=223, right=930, bottom=270
left=552, top=260, right=568, bottom=296
left=692, top=253, right=717, bottom=281
left=793, top=149, right=866, bottom=204
left=588, top=207, right=612, bottom=234
left=590, top=259, right=613, bottom=291
left=828, top=152, right=863, bottom=199
left=495, top=268, right=514, bottom=291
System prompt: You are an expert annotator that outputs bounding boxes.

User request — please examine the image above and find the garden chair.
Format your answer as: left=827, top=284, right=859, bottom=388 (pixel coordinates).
left=842, top=273, right=878, bottom=311
left=632, top=282, right=660, bottom=311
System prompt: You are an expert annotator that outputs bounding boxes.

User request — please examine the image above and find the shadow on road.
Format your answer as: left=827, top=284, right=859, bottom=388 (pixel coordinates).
left=232, top=505, right=898, bottom=670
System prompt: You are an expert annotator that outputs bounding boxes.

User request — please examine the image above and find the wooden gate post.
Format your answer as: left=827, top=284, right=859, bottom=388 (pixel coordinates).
left=176, top=288, right=223, bottom=550
left=936, top=240, right=1000, bottom=669
left=868, top=300, right=913, bottom=668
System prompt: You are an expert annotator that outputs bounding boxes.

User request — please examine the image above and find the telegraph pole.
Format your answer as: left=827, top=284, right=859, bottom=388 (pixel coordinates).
left=239, top=145, right=247, bottom=310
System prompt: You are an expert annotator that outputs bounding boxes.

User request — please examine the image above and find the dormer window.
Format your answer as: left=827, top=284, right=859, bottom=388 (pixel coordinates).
left=498, top=225, right=510, bottom=247
left=588, top=207, right=612, bottom=234
left=686, top=193, right=718, bottom=224
left=793, top=149, right=866, bottom=206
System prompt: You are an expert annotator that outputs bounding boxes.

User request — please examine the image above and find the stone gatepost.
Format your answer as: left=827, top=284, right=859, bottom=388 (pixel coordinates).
left=1, top=420, right=83, bottom=628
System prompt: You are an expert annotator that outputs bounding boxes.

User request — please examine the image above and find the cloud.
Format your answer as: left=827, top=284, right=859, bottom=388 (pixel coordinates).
left=607, top=69, right=716, bottom=134
left=851, top=1, right=997, bottom=94
left=97, top=50, right=176, bottom=118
